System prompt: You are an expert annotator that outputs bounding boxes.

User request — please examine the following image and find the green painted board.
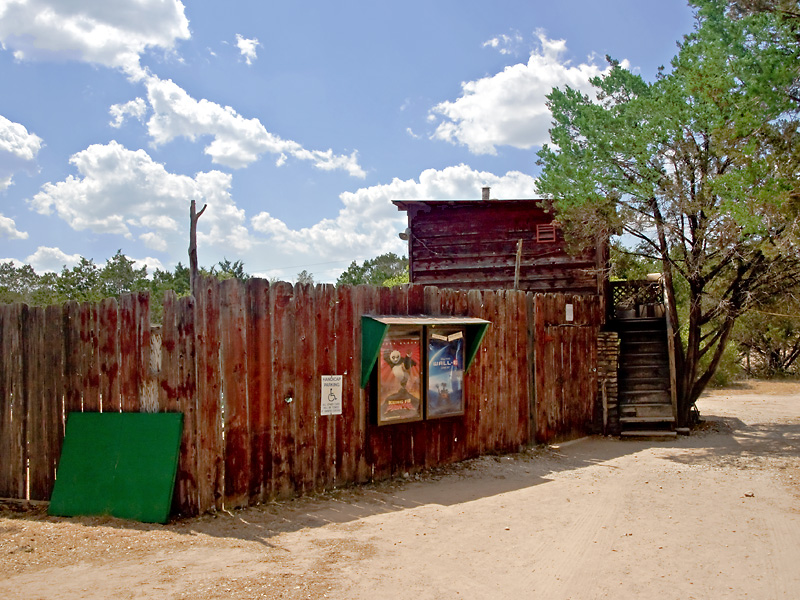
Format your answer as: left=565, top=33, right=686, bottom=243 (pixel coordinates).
left=49, top=412, right=183, bottom=524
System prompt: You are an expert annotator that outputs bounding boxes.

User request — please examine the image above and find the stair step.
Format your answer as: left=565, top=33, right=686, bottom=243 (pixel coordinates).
left=620, top=369, right=671, bottom=380
left=615, top=317, right=666, bottom=324
left=620, top=416, right=676, bottom=424
left=620, top=406, right=674, bottom=418
left=621, top=430, right=678, bottom=439
left=620, top=389, right=671, bottom=399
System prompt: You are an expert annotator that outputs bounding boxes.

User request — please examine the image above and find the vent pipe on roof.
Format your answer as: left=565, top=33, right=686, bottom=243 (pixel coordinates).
left=481, top=186, right=490, bottom=201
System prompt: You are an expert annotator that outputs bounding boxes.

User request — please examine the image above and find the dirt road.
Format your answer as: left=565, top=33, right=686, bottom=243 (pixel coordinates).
left=2, top=380, right=799, bottom=599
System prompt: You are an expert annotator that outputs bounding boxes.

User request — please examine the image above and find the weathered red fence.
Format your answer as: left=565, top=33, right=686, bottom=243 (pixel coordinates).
left=0, top=278, right=600, bottom=516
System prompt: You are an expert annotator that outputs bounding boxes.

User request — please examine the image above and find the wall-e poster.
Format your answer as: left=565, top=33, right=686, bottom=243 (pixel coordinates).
left=377, top=329, right=422, bottom=425
left=426, top=328, right=465, bottom=418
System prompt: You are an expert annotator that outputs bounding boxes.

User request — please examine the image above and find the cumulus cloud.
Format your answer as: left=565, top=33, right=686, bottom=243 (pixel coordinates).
left=0, top=114, right=43, bottom=191
left=0, top=0, right=189, bottom=79
left=109, top=98, right=148, bottom=128
left=144, top=75, right=366, bottom=175
left=24, top=246, right=82, bottom=272
left=430, top=31, right=623, bottom=155
left=27, top=141, right=253, bottom=259
left=249, top=164, right=537, bottom=280
left=235, top=34, right=260, bottom=65
left=0, top=213, right=28, bottom=239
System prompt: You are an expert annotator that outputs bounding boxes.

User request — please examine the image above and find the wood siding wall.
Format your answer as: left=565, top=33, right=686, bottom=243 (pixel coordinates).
left=398, top=201, right=603, bottom=295
left=0, top=278, right=600, bottom=516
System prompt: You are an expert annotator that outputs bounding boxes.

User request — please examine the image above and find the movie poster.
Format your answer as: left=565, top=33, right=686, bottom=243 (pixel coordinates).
left=377, top=328, right=423, bottom=425
left=426, top=328, right=465, bottom=418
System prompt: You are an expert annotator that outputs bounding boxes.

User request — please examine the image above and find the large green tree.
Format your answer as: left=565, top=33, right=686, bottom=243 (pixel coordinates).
left=336, top=253, right=408, bottom=287
left=536, top=0, right=800, bottom=425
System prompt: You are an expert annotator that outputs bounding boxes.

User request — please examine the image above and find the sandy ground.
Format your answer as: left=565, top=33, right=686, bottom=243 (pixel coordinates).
left=1, top=380, right=799, bottom=600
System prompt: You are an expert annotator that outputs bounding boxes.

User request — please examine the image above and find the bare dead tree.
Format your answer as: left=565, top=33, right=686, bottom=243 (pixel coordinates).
left=189, top=199, right=207, bottom=295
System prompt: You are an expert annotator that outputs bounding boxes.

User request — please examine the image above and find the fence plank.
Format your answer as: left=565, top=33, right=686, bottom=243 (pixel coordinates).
left=356, top=285, right=378, bottom=482
left=80, top=302, right=100, bottom=412
left=270, top=281, right=294, bottom=499
left=161, top=291, right=179, bottom=412
left=0, top=305, right=25, bottom=498
left=118, top=294, right=139, bottom=412
left=316, top=284, right=337, bottom=491
left=219, top=279, right=250, bottom=508
left=63, top=301, right=82, bottom=415
left=44, top=305, right=65, bottom=497
left=195, top=276, right=223, bottom=512
left=99, top=298, right=120, bottom=413
left=24, top=306, right=47, bottom=500
left=294, top=283, right=316, bottom=494
left=334, top=285, right=354, bottom=487
left=175, top=295, right=199, bottom=515
left=0, top=307, right=7, bottom=496
left=246, top=278, right=271, bottom=504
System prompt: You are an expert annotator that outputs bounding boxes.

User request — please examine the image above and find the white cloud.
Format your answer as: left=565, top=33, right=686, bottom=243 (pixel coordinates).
left=0, top=213, right=28, bottom=239
left=27, top=141, right=253, bottom=259
left=24, top=246, right=82, bottom=272
left=482, top=32, right=523, bottom=56
left=235, top=34, right=260, bottom=65
left=132, top=255, right=165, bottom=274
left=109, top=98, right=148, bottom=128
left=0, top=115, right=43, bottom=160
left=0, top=114, right=43, bottom=191
left=249, top=164, right=537, bottom=280
left=0, top=0, right=190, bottom=78
left=144, top=74, right=366, bottom=176
left=430, top=31, right=622, bottom=155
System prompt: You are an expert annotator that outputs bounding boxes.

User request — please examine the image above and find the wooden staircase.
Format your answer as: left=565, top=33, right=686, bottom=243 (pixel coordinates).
left=616, top=316, right=676, bottom=438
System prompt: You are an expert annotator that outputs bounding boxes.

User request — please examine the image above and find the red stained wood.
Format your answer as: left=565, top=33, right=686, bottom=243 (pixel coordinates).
left=219, top=278, right=250, bottom=508
left=315, top=284, right=337, bottom=491
left=135, top=292, right=152, bottom=412
left=98, top=298, right=120, bottom=413
left=24, top=306, right=46, bottom=499
left=62, top=301, right=82, bottom=414
left=354, top=285, right=376, bottom=482
left=118, top=294, right=140, bottom=412
left=161, top=291, right=179, bottom=412
left=246, top=278, right=271, bottom=503
left=0, top=279, right=603, bottom=510
left=293, top=283, right=316, bottom=494
left=334, top=285, right=354, bottom=487
left=175, top=295, right=199, bottom=515
left=397, top=201, right=604, bottom=295
left=270, top=281, right=295, bottom=499
left=195, top=276, right=223, bottom=512
left=532, top=294, right=600, bottom=443
left=0, top=304, right=25, bottom=498
left=44, top=305, right=65, bottom=492
left=80, top=302, right=100, bottom=412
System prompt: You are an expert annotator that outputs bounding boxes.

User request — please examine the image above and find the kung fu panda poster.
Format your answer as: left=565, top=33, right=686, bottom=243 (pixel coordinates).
left=377, top=328, right=423, bottom=424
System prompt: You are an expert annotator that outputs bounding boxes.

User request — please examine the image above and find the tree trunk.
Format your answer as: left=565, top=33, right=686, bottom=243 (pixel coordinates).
left=189, top=200, right=207, bottom=295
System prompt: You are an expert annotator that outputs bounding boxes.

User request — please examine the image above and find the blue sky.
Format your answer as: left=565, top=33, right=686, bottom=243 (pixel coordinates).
left=0, top=0, right=695, bottom=283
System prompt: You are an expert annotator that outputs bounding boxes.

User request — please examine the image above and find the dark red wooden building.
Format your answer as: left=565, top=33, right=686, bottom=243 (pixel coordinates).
left=393, top=190, right=608, bottom=299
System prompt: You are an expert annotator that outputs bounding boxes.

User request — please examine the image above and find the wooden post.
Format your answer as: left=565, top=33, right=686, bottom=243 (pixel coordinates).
left=513, top=239, right=523, bottom=290
left=189, top=199, right=207, bottom=295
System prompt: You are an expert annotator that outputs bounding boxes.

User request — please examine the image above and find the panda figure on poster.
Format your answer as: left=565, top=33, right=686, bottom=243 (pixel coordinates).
left=385, top=349, right=415, bottom=389
left=382, top=348, right=419, bottom=405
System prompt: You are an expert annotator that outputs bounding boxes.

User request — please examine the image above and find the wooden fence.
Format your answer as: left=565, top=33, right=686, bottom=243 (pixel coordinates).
left=0, top=277, right=601, bottom=516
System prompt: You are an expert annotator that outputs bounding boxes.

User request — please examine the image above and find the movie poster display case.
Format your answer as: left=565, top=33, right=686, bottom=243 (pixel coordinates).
left=361, top=316, right=490, bottom=426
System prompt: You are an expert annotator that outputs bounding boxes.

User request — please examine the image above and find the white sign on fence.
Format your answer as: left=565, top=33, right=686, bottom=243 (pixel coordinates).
left=320, top=375, right=343, bottom=416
